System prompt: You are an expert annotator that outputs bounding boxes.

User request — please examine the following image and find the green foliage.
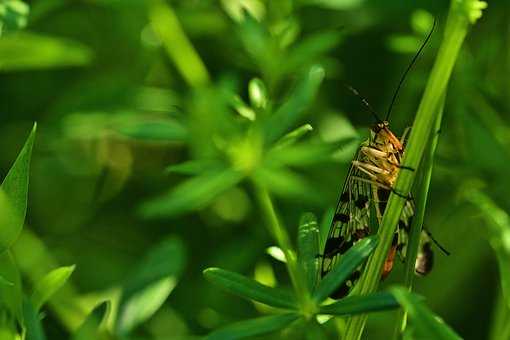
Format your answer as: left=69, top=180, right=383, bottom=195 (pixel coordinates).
left=116, top=237, right=186, bottom=335
left=0, top=33, right=92, bottom=70
left=72, top=301, right=110, bottom=340
left=391, top=287, right=461, bottom=340
left=31, top=265, right=75, bottom=311
left=23, top=299, right=46, bottom=340
left=0, top=123, right=35, bottom=253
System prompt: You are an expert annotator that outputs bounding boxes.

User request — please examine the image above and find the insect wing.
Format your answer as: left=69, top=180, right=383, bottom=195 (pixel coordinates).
left=320, top=148, right=373, bottom=296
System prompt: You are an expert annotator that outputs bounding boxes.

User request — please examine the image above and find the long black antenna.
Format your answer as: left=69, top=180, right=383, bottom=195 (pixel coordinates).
left=344, top=84, right=382, bottom=123
left=424, top=229, right=450, bottom=256
left=385, top=18, right=437, bottom=121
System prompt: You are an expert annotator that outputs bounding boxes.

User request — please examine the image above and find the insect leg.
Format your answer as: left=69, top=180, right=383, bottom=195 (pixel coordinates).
left=352, top=160, right=389, bottom=175
left=400, top=126, right=412, bottom=144
left=423, top=228, right=450, bottom=256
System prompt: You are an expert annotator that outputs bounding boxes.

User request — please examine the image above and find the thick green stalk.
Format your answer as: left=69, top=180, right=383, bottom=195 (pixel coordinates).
left=344, top=1, right=486, bottom=339
left=392, top=94, right=446, bottom=338
left=252, top=182, right=316, bottom=317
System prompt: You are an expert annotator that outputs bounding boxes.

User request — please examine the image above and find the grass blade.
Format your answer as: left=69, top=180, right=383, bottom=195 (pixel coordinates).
left=0, top=34, right=92, bottom=70
left=0, top=123, right=36, bottom=253
left=464, top=189, right=510, bottom=308
left=0, top=251, right=22, bottom=323
left=297, top=213, right=321, bottom=292
left=345, top=2, right=486, bottom=337
left=205, top=313, right=299, bottom=340
left=31, top=265, right=75, bottom=311
left=140, top=168, right=243, bottom=218
left=23, top=299, right=46, bottom=340
left=313, top=236, right=378, bottom=303
left=263, top=65, right=324, bottom=144
left=319, top=292, right=399, bottom=316
left=391, top=287, right=461, bottom=340
left=118, top=119, right=188, bottom=141
left=72, top=301, right=110, bottom=340
left=116, top=237, right=185, bottom=335
left=203, top=267, right=297, bottom=310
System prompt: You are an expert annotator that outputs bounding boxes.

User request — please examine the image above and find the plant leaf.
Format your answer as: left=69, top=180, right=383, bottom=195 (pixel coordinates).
left=297, top=213, right=320, bottom=292
left=116, top=237, right=185, bottom=335
left=23, top=299, right=46, bottom=340
left=391, top=287, right=461, bottom=340
left=31, top=265, right=76, bottom=311
left=254, top=166, right=319, bottom=202
left=284, top=32, right=342, bottom=73
left=0, top=123, right=36, bottom=253
left=0, top=251, right=22, bottom=323
left=203, top=267, right=297, bottom=310
left=72, top=301, right=111, bottom=340
left=313, top=236, right=378, bottom=303
left=319, top=292, right=399, bottom=315
left=118, top=119, right=188, bottom=141
left=164, top=159, right=224, bottom=175
left=0, top=33, right=92, bottom=71
left=264, top=65, right=324, bottom=144
left=464, top=189, right=510, bottom=308
left=206, top=313, right=299, bottom=340
left=140, top=168, right=244, bottom=218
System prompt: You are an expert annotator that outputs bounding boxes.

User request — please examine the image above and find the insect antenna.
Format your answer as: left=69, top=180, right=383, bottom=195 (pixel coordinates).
left=424, top=228, right=450, bottom=256
left=385, top=17, right=437, bottom=121
left=344, top=84, right=382, bottom=123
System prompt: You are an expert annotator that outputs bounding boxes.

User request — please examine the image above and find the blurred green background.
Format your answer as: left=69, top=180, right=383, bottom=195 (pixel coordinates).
left=0, top=0, right=508, bottom=339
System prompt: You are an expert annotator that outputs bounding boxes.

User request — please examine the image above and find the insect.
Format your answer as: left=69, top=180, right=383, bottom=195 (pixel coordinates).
left=320, top=19, right=447, bottom=298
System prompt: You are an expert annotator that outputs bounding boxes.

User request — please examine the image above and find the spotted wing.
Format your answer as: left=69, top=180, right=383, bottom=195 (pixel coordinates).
left=320, top=148, right=372, bottom=297
left=394, top=196, right=435, bottom=276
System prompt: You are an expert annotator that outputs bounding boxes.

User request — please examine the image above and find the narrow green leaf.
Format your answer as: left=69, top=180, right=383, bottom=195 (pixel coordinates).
left=23, top=299, right=46, bottom=340
left=140, top=168, right=243, bottom=218
left=464, top=189, right=510, bottom=308
left=116, top=237, right=185, bottom=335
left=254, top=166, right=319, bottom=202
left=0, top=123, right=35, bottom=253
left=203, top=267, right=297, bottom=310
left=273, top=124, right=314, bottom=149
left=267, top=142, right=335, bottom=167
left=118, top=119, right=188, bottom=141
left=303, top=0, right=364, bottom=10
left=344, top=3, right=486, bottom=337
left=297, top=213, right=320, bottom=292
left=0, top=251, right=22, bottom=324
left=391, top=287, right=461, bottom=340
left=0, top=33, right=92, bottom=71
left=206, top=313, right=299, bottom=340
left=164, top=159, right=224, bottom=175
left=319, top=292, right=399, bottom=316
left=284, top=32, right=342, bottom=73
left=313, top=236, right=378, bottom=303
left=72, top=301, right=111, bottom=340
left=31, top=265, right=76, bottom=311
left=264, top=65, right=324, bottom=144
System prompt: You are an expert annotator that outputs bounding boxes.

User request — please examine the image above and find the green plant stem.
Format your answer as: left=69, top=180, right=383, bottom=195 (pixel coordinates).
left=392, top=94, right=446, bottom=339
left=148, top=0, right=210, bottom=87
left=344, top=1, right=481, bottom=339
left=489, top=290, right=510, bottom=340
left=252, top=182, right=315, bottom=317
